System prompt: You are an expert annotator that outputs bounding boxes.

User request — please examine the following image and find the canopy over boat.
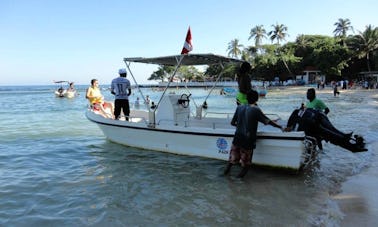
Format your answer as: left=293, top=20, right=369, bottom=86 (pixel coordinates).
left=124, top=54, right=243, bottom=66
left=123, top=54, right=245, bottom=114
left=53, top=80, right=70, bottom=84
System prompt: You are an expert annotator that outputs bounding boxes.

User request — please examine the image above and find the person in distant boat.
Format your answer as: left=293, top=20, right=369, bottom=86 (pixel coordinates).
left=134, top=97, right=140, bottom=108
left=86, top=79, right=114, bottom=118
left=145, top=95, right=151, bottom=105
left=220, top=88, right=226, bottom=95
left=67, top=82, right=78, bottom=97
left=236, top=61, right=252, bottom=105
left=111, top=68, right=132, bottom=120
left=224, top=89, right=284, bottom=178
left=305, top=88, right=330, bottom=115
left=67, top=82, right=75, bottom=92
left=202, top=101, right=208, bottom=109
left=57, top=86, right=64, bottom=97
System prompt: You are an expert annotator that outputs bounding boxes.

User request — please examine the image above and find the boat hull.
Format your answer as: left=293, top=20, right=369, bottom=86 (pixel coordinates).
left=86, top=110, right=312, bottom=171
left=54, top=90, right=76, bottom=98
left=64, top=91, right=76, bottom=98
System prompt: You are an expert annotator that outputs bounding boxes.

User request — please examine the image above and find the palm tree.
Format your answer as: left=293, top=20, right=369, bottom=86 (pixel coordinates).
left=334, top=18, right=354, bottom=46
left=227, top=39, right=243, bottom=58
left=334, top=18, right=353, bottom=38
left=351, top=25, right=378, bottom=72
left=268, top=23, right=292, bottom=75
left=248, top=25, right=266, bottom=49
left=295, top=35, right=309, bottom=56
left=268, top=23, right=288, bottom=44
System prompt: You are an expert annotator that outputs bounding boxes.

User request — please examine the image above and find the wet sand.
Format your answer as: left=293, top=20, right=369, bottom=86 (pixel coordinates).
left=332, top=141, right=378, bottom=226
left=279, top=86, right=378, bottom=225
left=319, top=88, right=378, bottom=226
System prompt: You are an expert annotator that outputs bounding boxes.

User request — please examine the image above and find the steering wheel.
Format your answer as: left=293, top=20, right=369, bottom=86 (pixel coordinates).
left=178, top=94, right=191, bottom=108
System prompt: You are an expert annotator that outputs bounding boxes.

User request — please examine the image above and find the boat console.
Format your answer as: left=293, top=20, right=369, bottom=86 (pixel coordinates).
left=154, top=94, right=191, bottom=126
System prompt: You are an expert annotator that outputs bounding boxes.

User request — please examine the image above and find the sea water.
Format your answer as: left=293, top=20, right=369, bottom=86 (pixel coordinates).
left=0, top=85, right=377, bottom=226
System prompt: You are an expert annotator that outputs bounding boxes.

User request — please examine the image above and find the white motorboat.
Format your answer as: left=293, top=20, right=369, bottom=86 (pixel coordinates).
left=86, top=54, right=317, bottom=171
left=220, top=87, right=237, bottom=96
left=54, top=81, right=77, bottom=98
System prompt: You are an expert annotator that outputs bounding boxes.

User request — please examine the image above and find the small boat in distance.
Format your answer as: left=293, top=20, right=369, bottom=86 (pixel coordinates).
left=54, top=81, right=77, bottom=98
left=220, top=87, right=237, bottom=96
left=220, top=86, right=267, bottom=97
left=256, top=86, right=268, bottom=97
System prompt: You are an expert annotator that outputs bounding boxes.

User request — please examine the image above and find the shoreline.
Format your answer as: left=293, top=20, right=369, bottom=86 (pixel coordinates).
left=332, top=141, right=378, bottom=226
left=279, top=87, right=378, bottom=225
left=329, top=86, right=378, bottom=226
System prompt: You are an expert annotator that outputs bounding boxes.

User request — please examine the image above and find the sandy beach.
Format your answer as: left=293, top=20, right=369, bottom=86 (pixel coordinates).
left=272, top=86, right=378, bottom=225
left=333, top=141, right=378, bottom=226
left=318, top=89, right=378, bottom=226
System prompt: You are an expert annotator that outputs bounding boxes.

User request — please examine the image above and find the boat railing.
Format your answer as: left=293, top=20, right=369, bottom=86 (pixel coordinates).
left=202, top=111, right=233, bottom=119
left=157, top=118, right=233, bottom=130
left=156, top=113, right=234, bottom=130
left=157, top=118, right=190, bottom=127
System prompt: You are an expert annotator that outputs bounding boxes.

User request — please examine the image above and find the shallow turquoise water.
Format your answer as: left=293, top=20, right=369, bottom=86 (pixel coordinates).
left=0, top=85, right=377, bottom=226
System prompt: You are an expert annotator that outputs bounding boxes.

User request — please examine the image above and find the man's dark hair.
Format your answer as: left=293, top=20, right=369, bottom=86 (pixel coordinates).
left=307, top=88, right=316, bottom=101
left=239, top=61, right=251, bottom=75
left=247, top=89, right=259, bottom=104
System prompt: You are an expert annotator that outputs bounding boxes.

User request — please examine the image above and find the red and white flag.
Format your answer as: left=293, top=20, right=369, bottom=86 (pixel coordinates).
left=181, top=26, right=193, bottom=54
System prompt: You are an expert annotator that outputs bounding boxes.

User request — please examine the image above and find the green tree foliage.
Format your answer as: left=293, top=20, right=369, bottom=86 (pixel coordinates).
left=148, top=65, right=174, bottom=82
left=250, top=44, right=280, bottom=79
left=249, top=25, right=267, bottom=49
left=268, top=23, right=288, bottom=44
left=205, top=64, right=238, bottom=81
left=177, top=66, right=202, bottom=81
left=293, top=35, right=351, bottom=77
left=266, top=23, right=294, bottom=75
left=146, top=20, right=376, bottom=82
left=349, top=25, right=378, bottom=71
left=334, top=18, right=354, bottom=46
left=313, top=38, right=351, bottom=76
left=148, top=65, right=203, bottom=82
left=227, top=39, right=243, bottom=58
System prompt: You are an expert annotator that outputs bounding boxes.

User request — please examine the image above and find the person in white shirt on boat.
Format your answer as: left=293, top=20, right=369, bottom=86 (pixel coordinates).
left=111, top=68, right=131, bottom=120
left=145, top=95, right=151, bottom=105
left=86, top=79, right=114, bottom=118
left=66, top=82, right=78, bottom=98
left=134, top=97, right=140, bottom=108
left=224, top=89, right=284, bottom=178
left=67, top=82, right=75, bottom=92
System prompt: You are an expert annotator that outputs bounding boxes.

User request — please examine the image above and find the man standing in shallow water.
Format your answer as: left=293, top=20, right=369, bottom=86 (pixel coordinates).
left=305, top=88, right=330, bottom=115
left=224, top=89, right=284, bottom=178
left=111, top=68, right=131, bottom=120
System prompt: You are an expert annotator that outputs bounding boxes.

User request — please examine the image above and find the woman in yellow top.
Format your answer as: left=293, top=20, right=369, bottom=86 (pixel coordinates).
left=86, top=79, right=114, bottom=118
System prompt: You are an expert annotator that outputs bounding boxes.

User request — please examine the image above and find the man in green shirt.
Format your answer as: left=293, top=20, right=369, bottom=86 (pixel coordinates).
left=306, top=88, right=330, bottom=115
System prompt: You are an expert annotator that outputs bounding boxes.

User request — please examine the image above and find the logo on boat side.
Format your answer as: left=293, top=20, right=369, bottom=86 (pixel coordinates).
left=216, top=138, right=228, bottom=154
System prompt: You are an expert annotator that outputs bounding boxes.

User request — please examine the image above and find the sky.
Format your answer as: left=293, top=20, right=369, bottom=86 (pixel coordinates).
left=1, top=0, right=377, bottom=85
